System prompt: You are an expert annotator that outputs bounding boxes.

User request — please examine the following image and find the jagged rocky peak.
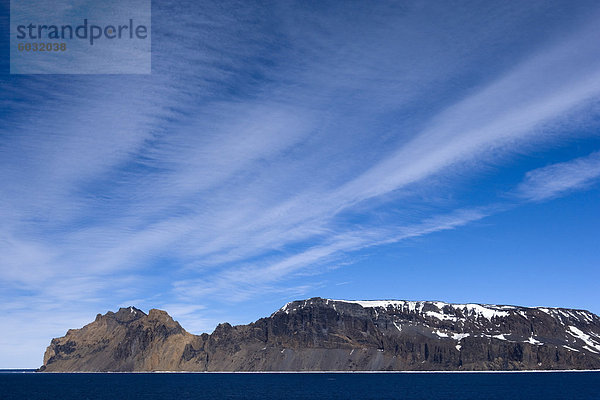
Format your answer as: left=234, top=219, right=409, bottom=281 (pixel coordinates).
left=147, top=308, right=180, bottom=323
left=104, top=306, right=146, bottom=323
left=40, top=298, right=600, bottom=372
left=41, top=306, right=194, bottom=372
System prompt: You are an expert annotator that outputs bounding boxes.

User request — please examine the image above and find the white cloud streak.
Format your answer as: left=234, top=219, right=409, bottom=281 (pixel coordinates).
left=173, top=206, right=492, bottom=302
left=517, top=152, right=600, bottom=201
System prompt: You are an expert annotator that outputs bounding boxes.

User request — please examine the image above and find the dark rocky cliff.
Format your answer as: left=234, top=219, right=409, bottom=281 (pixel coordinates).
left=40, top=298, right=600, bottom=371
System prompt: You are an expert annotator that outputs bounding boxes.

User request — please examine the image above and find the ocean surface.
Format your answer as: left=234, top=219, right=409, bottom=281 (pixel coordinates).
left=1, top=370, right=599, bottom=400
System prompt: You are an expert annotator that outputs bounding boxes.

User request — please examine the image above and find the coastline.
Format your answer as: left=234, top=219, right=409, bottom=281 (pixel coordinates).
left=11, top=369, right=600, bottom=374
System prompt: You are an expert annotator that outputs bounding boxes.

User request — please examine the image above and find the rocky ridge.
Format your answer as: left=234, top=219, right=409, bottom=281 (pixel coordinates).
left=40, top=298, right=600, bottom=371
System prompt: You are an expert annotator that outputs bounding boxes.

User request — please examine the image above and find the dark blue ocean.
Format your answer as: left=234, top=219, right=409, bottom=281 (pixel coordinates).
left=1, top=370, right=599, bottom=400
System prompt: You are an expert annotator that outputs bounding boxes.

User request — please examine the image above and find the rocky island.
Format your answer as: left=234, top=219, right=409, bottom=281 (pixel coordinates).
left=40, top=297, right=600, bottom=372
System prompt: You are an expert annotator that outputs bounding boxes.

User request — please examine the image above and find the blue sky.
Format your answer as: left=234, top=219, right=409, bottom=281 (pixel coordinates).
left=1, top=0, right=600, bottom=368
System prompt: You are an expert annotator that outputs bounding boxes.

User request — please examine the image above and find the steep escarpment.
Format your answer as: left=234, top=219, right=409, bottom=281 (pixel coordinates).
left=40, top=298, right=600, bottom=371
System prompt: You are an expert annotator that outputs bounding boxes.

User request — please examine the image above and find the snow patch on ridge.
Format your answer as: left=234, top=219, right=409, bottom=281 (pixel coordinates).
left=583, top=346, right=600, bottom=354
left=433, top=330, right=470, bottom=341
left=450, top=304, right=510, bottom=320
left=525, top=336, right=543, bottom=345
left=334, top=300, right=511, bottom=321
left=336, top=300, right=427, bottom=313
left=426, top=311, right=457, bottom=322
left=567, top=326, right=600, bottom=353
left=451, top=333, right=470, bottom=341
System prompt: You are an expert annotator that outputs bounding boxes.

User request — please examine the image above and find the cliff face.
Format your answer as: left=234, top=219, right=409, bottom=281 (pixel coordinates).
left=40, top=298, right=600, bottom=371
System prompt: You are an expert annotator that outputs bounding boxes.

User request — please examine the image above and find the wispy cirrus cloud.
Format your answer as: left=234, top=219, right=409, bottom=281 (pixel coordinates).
left=173, top=206, right=493, bottom=302
left=516, top=151, right=600, bottom=201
